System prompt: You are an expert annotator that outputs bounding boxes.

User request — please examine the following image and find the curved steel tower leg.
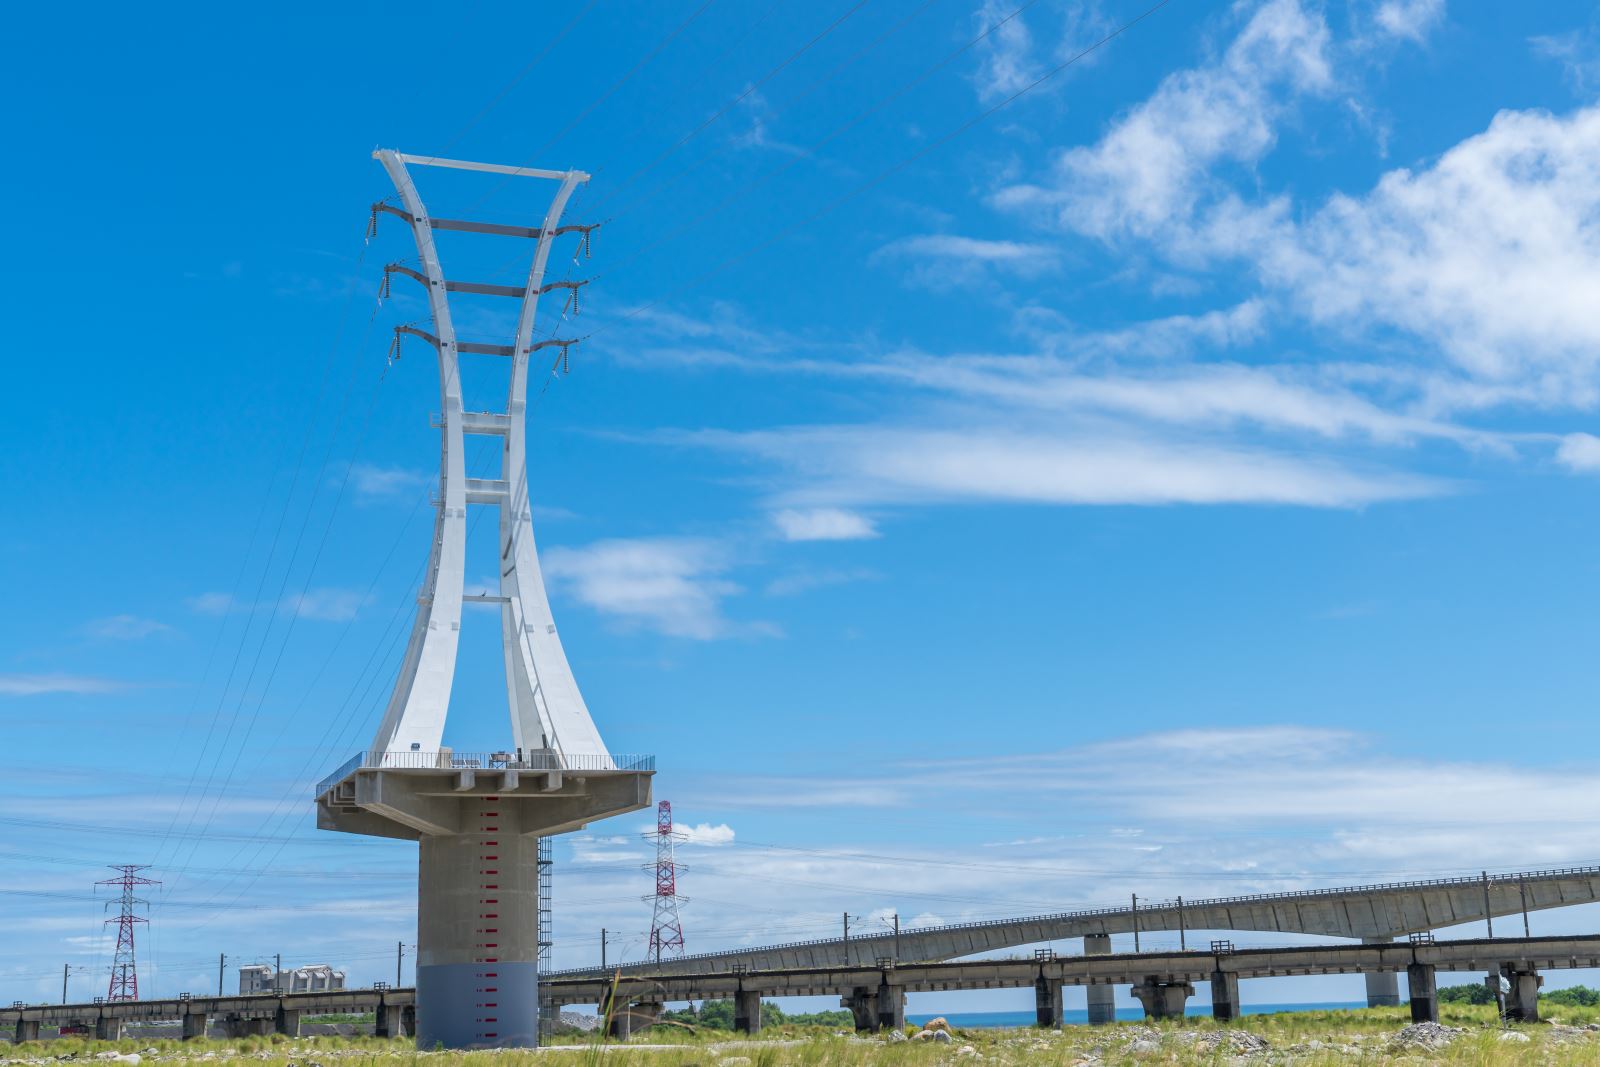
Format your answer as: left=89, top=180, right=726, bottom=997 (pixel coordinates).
left=369, top=151, right=467, bottom=757
left=500, top=173, right=610, bottom=759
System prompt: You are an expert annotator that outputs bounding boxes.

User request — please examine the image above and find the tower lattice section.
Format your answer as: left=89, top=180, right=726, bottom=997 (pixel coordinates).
left=97, top=865, right=159, bottom=1001
left=647, top=801, right=686, bottom=962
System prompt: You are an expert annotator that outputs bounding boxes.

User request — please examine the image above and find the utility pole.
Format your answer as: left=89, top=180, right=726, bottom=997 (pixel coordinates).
left=1131, top=894, right=1140, bottom=952
left=1482, top=872, right=1494, bottom=938
left=1177, top=896, right=1186, bottom=951
left=601, top=928, right=607, bottom=969
left=275, top=953, right=283, bottom=993
left=843, top=912, right=850, bottom=945
left=893, top=914, right=901, bottom=962
left=61, top=964, right=72, bottom=1005
left=397, top=941, right=405, bottom=986
left=217, top=954, right=226, bottom=997
left=1520, top=880, right=1530, bottom=938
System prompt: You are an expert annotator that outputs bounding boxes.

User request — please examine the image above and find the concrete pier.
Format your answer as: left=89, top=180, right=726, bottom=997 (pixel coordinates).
left=375, top=1004, right=406, bottom=1039
left=1406, top=964, right=1437, bottom=1023
left=1503, top=968, right=1542, bottom=1022
left=181, top=1011, right=207, bottom=1040
left=877, top=983, right=905, bottom=1031
left=1362, top=937, right=1401, bottom=1006
left=415, top=800, right=541, bottom=1048
left=275, top=1007, right=300, bottom=1037
left=734, top=990, right=762, bottom=1034
left=14, top=1020, right=39, bottom=1044
left=845, top=987, right=879, bottom=1031
left=1131, top=979, right=1193, bottom=1020
left=1035, top=977, right=1063, bottom=1028
left=1084, top=935, right=1116, bottom=1024
left=1210, top=970, right=1240, bottom=1022
left=94, top=1017, right=124, bottom=1041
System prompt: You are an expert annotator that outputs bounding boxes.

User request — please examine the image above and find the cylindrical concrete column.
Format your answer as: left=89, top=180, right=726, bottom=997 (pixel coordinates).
left=1361, top=937, right=1400, bottom=1006
left=1085, top=934, right=1116, bottom=1024
left=416, top=798, right=541, bottom=1048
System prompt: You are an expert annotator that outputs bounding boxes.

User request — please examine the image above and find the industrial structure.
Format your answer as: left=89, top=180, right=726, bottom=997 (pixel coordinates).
left=314, top=150, right=653, bottom=1049
left=237, top=965, right=345, bottom=996
left=647, top=801, right=687, bottom=963
left=96, top=866, right=158, bottom=1003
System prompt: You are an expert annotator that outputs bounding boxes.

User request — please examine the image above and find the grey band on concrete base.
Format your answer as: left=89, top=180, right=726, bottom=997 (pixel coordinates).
left=416, top=962, right=538, bottom=1049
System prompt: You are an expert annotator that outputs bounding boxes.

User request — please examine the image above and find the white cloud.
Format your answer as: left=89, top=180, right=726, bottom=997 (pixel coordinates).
left=85, top=615, right=173, bottom=640
left=771, top=508, right=880, bottom=542
left=349, top=463, right=431, bottom=500
left=1531, top=22, right=1600, bottom=98
left=1374, top=0, right=1444, bottom=42
left=186, top=591, right=235, bottom=616
left=874, top=234, right=1058, bottom=288
left=701, top=424, right=1443, bottom=509
left=677, top=822, right=737, bottom=847
left=1255, top=105, right=1600, bottom=395
left=1556, top=432, right=1600, bottom=471
left=544, top=538, right=743, bottom=640
left=282, top=587, right=367, bottom=622
left=0, top=674, right=135, bottom=696
left=997, top=0, right=1333, bottom=241
left=972, top=0, right=1039, bottom=102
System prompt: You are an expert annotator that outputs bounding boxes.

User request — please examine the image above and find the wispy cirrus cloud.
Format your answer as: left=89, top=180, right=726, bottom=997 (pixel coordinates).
left=84, top=615, right=173, bottom=641
left=544, top=538, right=760, bottom=640
left=0, top=674, right=138, bottom=696
left=771, top=508, right=879, bottom=542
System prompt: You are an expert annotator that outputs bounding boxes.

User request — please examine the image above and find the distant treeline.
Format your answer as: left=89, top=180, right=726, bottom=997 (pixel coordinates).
left=660, top=999, right=855, bottom=1029
left=1438, top=983, right=1600, bottom=1006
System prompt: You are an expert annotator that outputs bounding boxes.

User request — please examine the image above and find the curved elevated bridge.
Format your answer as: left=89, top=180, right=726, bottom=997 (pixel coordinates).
left=549, top=864, right=1600, bottom=1012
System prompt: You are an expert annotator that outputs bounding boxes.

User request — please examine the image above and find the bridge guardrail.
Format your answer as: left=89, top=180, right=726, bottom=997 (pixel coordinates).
left=315, top=750, right=655, bottom=798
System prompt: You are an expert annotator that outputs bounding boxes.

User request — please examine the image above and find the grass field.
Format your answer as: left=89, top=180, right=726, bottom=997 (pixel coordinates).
left=11, top=1005, right=1600, bottom=1064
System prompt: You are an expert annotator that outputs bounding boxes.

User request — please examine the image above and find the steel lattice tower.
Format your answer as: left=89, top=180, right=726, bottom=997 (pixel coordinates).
left=647, top=801, right=686, bottom=962
left=97, top=866, right=158, bottom=1001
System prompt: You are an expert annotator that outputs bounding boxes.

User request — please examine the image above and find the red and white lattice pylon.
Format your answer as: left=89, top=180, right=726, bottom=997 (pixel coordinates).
left=645, top=802, right=686, bottom=963
left=97, top=865, right=159, bottom=1001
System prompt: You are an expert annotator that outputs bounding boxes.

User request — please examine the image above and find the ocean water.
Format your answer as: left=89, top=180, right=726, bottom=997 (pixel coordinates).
left=907, top=1002, right=1369, bottom=1029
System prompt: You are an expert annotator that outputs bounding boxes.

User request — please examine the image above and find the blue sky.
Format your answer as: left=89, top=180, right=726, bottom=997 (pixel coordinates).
left=5, top=0, right=1600, bottom=1015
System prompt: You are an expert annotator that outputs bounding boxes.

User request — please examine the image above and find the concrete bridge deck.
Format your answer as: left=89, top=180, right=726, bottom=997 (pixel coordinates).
left=547, top=864, right=1600, bottom=981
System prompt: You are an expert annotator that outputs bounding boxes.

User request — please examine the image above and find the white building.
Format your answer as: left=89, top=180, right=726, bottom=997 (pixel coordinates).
left=238, top=963, right=346, bottom=994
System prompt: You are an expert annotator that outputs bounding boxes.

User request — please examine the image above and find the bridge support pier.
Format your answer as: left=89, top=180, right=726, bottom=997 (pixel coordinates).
left=845, top=987, right=880, bottom=1032
left=609, top=1001, right=660, bottom=1040
left=1035, top=977, right=1063, bottom=1028
left=375, top=1004, right=405, bottom=1039
left=878, top=983, right=905, bottom=1031
left=1362, top=937, right=1401, bottom=1006
left=181, top=1011, right=208, bottom=1041
left=14, top=1020, right=39, bottom=1043
left=402, top=1005, right=416, bottom=1038
left=94, top=1017, right=124, bottom=1041
left=1131, top=979, right=1193, bottom=1021
left=734, top=990, right=762, bottom=1035
left=1210, top=971, right=1240, bottom=1022
left=1503, top=967, right=1542, bottom=1022
left=1406, top=964, right=1437, bottom=1024
left=275, top=1007, right=301, bottom=1037
left=1085, top=934, right=1116, bottom=1024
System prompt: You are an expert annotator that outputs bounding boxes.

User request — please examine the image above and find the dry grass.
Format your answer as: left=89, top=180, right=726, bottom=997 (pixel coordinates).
left=13, top=1007, right=1600, bottom=1066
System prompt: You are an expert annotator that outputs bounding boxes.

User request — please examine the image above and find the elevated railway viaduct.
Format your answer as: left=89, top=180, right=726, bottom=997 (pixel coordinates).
left=548, top=864, right=1600, bottom=1019
left=8, top=935, right=1596, bottom=1042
